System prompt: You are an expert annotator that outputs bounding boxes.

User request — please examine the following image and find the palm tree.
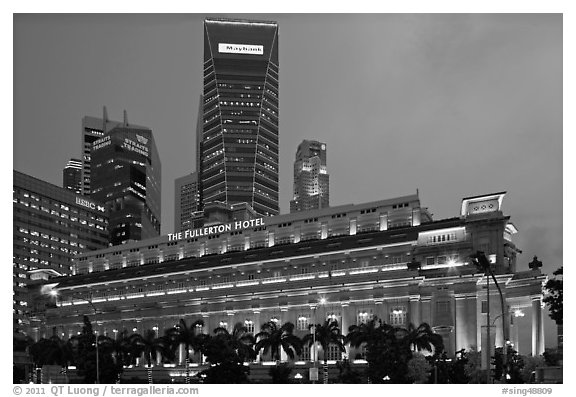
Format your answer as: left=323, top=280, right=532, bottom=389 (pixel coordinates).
left=98, top=331, right=133, bottom=383
left=129, top=329, right=171, bottom=384
left=100, top=331, right=130, bottom=366
left=212, top=322, right=256, bottom=363
left=346, top=316, right=392, bottom=355
left=129, top=330, right=172, bottom=384
left=346, top=317, right=398, bottom=383
left=398, top=323, right=444, bottom=356
left=28, top=335, right=75, bottom=383
left=29, top=337, right=61, bottom=383
left=302, top=319, right=345, bottom=383
left=254, top=321, right=302, bottom=362
left=165, top=319, right=205, bottom=384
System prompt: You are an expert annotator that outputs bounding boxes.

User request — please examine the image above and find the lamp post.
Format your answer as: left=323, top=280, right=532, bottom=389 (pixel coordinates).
left=470, top=251, right=507, bottom=383
left=310, top=297, right=326, bottom=384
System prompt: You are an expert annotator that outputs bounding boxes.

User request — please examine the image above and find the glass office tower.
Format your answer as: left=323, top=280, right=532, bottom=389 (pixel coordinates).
left=91, top=123, right=161, bottom=245
left=199, top=18, right=279, bottom=216
left=290, top=140, right=330, bottom=212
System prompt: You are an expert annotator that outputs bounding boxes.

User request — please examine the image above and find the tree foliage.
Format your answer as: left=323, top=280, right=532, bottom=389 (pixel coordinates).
left=407, top=353, right=431, bottom=383
left=254, top=321, right=302, bottom=361
left=543, top=267, right=563, bottom=325
left=346, top=318, right=443, bottom=383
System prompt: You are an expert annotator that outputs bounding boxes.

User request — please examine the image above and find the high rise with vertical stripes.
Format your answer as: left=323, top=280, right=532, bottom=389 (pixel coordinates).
left=199, top=18, right=279, bottom=217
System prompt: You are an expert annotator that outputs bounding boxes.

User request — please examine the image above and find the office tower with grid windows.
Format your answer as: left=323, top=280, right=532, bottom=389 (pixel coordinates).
left=175, top=172, right=200, bottom=232
left=290, top=140, right=329, bottom=213
left=62, top=158, right=82, bottom=194
left=90, top=114, right=161, bottom=245
left=81, top=107, right=148, bottom=197
left=13, top=170, right=108, bottom=334
left=199, top=18, right=279, bottom=217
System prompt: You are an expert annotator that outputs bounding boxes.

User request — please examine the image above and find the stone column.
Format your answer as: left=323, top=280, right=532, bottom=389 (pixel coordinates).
left=510, top=310, right=520, bottom=352
left=455, top=296, right=468, bottom=351
left=421, top=298, right=432, bottom=325
left=409, top=296, right=421, bottom=326
left=280, top=309, right=289, bottom=361
left=466, top=296, right=478, bottom=350
left=340, top=303, right=350, bottom=359
left=375, top=301, right=385, bottom=324
left=531, top=296, right=544, bottom=356
left=254, top=311, right=262, bottom=363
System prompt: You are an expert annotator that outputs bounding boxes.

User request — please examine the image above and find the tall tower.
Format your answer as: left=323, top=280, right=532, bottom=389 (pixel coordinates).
left=199, top=18, right=279, bottom=217
left=175, top=172, right=200, bottom=232
left=80, top=106, right=147, bottom=196
left=90, top=111, right=161, bottom=245
left=290, top=140, right=329, bottom=213
left=62, top=158, right=82, bottom=194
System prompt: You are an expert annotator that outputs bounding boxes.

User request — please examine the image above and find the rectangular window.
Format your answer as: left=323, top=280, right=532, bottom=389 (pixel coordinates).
left=326, top=344, right=342, bottom=361
left=300, top=344, right=311, bottom=361
left=390, top=306, right=407, bottom=326
left=244, top=319, right=255, bottom=334
left=357, top=309, right=373, bottom=325
left=297, top=315, right=309, bottom=331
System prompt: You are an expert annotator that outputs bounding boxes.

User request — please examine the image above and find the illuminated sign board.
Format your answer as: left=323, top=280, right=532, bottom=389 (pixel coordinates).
left=122, top=135, right=149, bottom=157
left=218, top=43, right=264, bottom=55
left=167, top=218, right=265, bottom=242
left=93, top=136, right=111, bottom=151
left=75, top=197, right=106, bottom=213
left=93, top=134, right=150, bottom=158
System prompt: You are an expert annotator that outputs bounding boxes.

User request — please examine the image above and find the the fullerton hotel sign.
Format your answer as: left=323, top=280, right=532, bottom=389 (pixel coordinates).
left=167, top=218, right=265, bottom=242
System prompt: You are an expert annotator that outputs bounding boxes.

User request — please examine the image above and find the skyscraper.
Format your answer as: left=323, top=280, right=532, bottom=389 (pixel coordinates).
left=81, top=107, right=147, bottom=196
left=62, top=158, right=82, bottom=194
left=13, top=171, right=108, bottom=334
left=174, top=172, right=200, bottom=232
left=290, top=140, right=329, bottom=213
left=90, top=113, right=161, bottom=245
left=198, top=18, right=279, bottom=217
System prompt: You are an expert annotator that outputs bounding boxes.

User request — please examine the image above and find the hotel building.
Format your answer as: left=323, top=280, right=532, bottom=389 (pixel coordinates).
left=198, top=18, right=279, bottom=216
left=36, top=191, right=546, bottom=361
left=290, top=140, right=329, bottom=213
left=13, top=171, right=109, bottom=334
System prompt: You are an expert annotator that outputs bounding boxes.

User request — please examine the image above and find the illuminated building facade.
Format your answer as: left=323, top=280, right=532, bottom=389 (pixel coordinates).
left=80, top=107, right=149, bottom=197
left=290, top=140, right=329, bottom=213
left=13, top=171, right=108, bottom=334
left=36, top=192, right=546, bottom=366
left=174, top=172, right=200, bottom=233
left=62, top=158, right=82, bottom=194
left=199, top=18, right=279, bottom=217
left=90, top=119, right=161, bottom=245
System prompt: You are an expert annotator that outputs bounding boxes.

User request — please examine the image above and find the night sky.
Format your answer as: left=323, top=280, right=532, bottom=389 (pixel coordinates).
left=12, top=13, right=562, bottom=354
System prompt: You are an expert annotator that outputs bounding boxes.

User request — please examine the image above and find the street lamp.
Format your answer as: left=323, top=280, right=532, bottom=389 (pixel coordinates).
left=470, top=251, right=508, bottom=383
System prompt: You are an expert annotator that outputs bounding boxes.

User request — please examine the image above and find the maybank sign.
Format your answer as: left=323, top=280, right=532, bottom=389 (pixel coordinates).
left=218, top=43, right=264, bottom=55
left=168, top=218, right=265, bottom=242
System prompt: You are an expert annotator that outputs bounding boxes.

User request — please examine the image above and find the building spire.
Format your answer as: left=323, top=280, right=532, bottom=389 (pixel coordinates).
left=103, top=105, right=109, bottom=133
